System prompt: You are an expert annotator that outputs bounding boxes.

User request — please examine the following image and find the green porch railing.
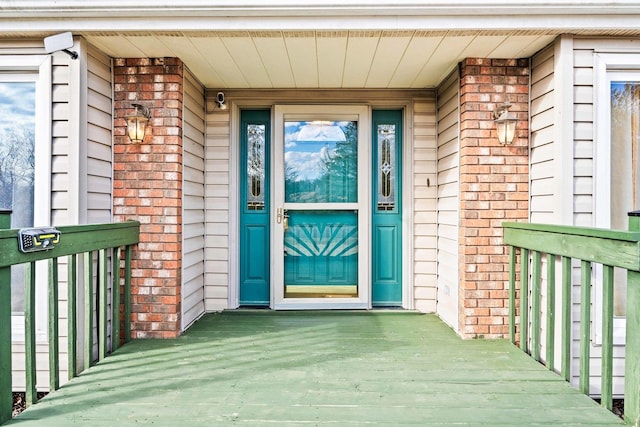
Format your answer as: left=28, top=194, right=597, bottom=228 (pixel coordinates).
left=0, top=210, right=139, bottom=425
left=503, top=215, right=640, bottom=426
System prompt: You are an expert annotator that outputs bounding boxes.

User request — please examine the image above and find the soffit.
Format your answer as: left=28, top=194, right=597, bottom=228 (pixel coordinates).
left=84, top=30, right=557, bottom=89
left=3, top=2, right=640, bottom=88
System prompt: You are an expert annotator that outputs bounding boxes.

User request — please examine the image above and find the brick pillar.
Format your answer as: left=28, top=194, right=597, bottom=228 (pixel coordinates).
left=113, top=58, right=184, bottom=339
left=458, top=58, right=529, bottom=338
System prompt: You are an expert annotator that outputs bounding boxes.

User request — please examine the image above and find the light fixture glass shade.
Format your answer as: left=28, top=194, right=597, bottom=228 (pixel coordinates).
left=127, top=115, right=148, bottom=143
left=126, top=104, right=151, bottom=143
left=493, top=103, right=517, bottom=144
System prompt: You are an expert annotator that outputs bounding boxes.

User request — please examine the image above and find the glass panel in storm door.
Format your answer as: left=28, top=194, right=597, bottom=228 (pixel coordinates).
left=284, top=120, right=357, bottom=203
left=283, top=120, right=358, bottom=298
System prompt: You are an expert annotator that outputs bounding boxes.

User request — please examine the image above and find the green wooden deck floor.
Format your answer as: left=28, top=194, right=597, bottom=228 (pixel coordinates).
left=9, top=312, right=625, bottom=426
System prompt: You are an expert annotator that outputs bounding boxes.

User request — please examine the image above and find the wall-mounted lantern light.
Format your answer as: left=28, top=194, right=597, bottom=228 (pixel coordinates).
left=492, top=101, right=517, bottom=144
left=126, top=103, right=151, bottom=143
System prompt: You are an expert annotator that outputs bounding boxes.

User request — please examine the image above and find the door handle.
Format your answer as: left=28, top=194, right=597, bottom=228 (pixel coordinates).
left=277, top=208, right=289, bottom=230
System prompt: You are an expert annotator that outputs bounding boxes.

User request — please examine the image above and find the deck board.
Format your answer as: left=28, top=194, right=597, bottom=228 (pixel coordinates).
left=8, top=312, right=625, bottom=426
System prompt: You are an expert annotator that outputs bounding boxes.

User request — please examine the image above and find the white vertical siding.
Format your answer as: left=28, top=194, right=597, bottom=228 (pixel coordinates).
left=435, top=69, right=459, bottom=330
left=413, top=94, right=438, bottom=313
left=182, top=69, right=206, bottom=329
left=204, top=108, right=231, bottom=311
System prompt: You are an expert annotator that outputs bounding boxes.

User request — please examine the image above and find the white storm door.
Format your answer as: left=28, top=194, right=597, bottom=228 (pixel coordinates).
left=272, top=105, right=370, bottom=309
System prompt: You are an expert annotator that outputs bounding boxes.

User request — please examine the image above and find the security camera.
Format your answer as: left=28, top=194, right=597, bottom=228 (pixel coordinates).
left=216, top=92, right=227, bottom=110
left=43, top=32, right=78, bottom=60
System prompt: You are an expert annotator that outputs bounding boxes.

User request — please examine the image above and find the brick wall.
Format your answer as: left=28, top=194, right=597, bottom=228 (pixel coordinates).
left=113, top=58, right=184, bottom=339
left=458, top=58, right=529, bottom=338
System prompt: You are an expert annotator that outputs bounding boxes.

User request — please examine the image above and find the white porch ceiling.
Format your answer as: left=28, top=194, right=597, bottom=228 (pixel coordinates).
left=84, top=30, right=556, bottom=89
left=4, top=1, right=640, bottom=89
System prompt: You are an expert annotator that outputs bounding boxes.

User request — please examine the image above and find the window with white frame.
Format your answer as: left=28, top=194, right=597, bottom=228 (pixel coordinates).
left=594, top=54, right=640, bottom=344
left=0, top=55, right=52, bottom=341
left=0, top=78, right=36, bottom=314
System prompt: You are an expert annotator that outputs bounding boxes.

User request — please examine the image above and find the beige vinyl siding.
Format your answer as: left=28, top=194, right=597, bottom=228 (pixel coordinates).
left=51, top=53, right=71, bottom=225
left=572, top=45, right=595, bottom=228
left=435, top=69, right=459, bottom=330
left=80, top=42, right=114, bottom=368
left=413, top=94, right=438, bottom=313
left=204, top=106, right=231, bottom=311
left=570, top=43, right=597, bottom=394
left=529, top=45, right=558, bottom=373
left=182, top=69, right=206, bottom=330
left=531, top=37, right=626, bottom=397
left=85, top=45, right=113, bottom=224
left=530, top=45, right=556, bottom=224
left=570, top=38, right=629, bottom=397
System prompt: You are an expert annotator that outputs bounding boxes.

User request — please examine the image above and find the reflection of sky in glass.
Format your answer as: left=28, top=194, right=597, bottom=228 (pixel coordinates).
left=285, top=121, right=348, bottom=181
left=0, top=82, right=36, bottom=134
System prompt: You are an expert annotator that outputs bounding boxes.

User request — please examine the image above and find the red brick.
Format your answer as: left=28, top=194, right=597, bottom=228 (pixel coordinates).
left=458, top=57, right=529, bottom=339
left=114, top=57, right=185, bottom=340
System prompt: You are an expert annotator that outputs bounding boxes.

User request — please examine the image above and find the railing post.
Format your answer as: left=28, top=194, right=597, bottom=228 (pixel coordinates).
left=625, top=211, right=640, bottom=425
left=508, top=246, right=516, bottom=344
left=0, top=210, right=12, bottom=424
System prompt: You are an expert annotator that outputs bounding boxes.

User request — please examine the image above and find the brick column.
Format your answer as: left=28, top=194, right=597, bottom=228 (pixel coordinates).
left=113, top=58, right=184, bottom=339
left=458, top=58, right=529, bottom=338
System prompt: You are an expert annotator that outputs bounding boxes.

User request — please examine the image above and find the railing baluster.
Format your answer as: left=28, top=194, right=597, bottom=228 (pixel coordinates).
left=520, top=248, right=529, bottom=352
left=561, top=256, right=571, bottom=382
left=601, top=264, right=614, bottom=411
left=0, top=220, right=139, bottom=422
left=626, top=211, right=640, bottom=424
left=0, top=211, right=12, bottom=424
left=48, top=258, right=59, bottom=391
left=124, top=245, right=132, bottom=343
left=112, top=247, right=121, bottom=351
left=625, top=268, right=640, bottom=425
left=99, top=249, right=108, bottom=361
left=579, top=260, right=592, bottom=395
left=509, top=245, right=516, bottom=345
left=25, top=261, right=37, bottom=406
left=546, top=254, right=556, bottom=371
left=84, top=251, right=93, bottom=371
left=68, top=254, right=77, bottom=379
left=531, top=251, right=541, bottom=361
left=503, top=220, right=640, bottom=420
left=0, top=260, right=10, bottom=424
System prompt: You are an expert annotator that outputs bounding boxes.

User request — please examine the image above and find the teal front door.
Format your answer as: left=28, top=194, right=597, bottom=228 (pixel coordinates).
left=239, top=110, right=270, bottom=306
left=371, top=110, right=403, bottom=306
left=273, top=105, right=371, bottom=309
left=239, top=105, right=403, bottom=309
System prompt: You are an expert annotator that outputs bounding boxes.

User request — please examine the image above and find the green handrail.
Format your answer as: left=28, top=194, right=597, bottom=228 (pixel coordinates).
left=0, top=212, right=139, bottom=424
left=503, top=217, right=640, bottom=425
